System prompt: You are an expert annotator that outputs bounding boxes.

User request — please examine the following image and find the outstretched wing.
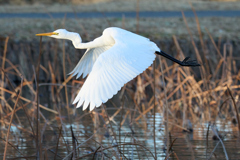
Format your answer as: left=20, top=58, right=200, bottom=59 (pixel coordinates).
left=69, top=46, right=112, bottom=78
left=73, top=29, right=158, bottom=111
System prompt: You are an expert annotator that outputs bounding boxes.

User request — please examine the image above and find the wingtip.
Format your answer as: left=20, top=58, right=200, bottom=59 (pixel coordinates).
left=89, top=103, right=96, bottom=111
left=76, top=104, right=82, bottom=108
left=73, top=98, right=79, bottom=104
left=82, top=101, right=90, bottom=111
left=76, top=97, right=85, bottom=108
left=68, top=71, right=74, bottom=76
left=76, top=73, right=82, bottom=79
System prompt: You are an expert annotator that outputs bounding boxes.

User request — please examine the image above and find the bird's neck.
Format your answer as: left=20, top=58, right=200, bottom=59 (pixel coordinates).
left=65, top=32, right=84, bottom=48
left=69, top=33, right=109, bottom=49
left=65, top=32, right=94, bottom=49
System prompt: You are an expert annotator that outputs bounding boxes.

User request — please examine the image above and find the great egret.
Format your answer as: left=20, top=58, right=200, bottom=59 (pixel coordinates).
left=36, top=27, right=200, bottom=111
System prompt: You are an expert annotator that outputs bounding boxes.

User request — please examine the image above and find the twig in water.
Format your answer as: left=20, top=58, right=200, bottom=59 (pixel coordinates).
left=210, top=125, right=229, bottom=160
left=3, top=76, right=23, bottom=160
left=0, top=137, right=27, bottom=159
left=62, top=134, right=95, bottom=160
left=165, top=151, right=180, bottom=160
left=71, top=126, right=77, bottom=158
left=206, top=122, right=210, bottom=159
left=207, top=140, right=221, bottom=160
left=227, top=86, right=240, bottom=135
left=101, top=105, right=121, bottom=159
left=167, top=138, right=177, bottom=153
left=54, top=126, right=62, bottom=160
left=92, top=146, right=101, bottom=159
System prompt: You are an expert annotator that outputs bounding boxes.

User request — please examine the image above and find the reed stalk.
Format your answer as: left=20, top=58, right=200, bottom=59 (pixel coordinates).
left=1, top=37, right=9, bottom=118
left=227, top=87, right=240, bottom=135
left=159, top=55, right=169, bottom=157
left=3, top=76, right=22, bottom=160
left=153, top=60, right=157, bottom=159
left=36, top=36, right=43, bottom=159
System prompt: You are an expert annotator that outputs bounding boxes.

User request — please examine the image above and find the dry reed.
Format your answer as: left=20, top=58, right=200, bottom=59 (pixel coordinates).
left=0, top=6, right=240, bottom=160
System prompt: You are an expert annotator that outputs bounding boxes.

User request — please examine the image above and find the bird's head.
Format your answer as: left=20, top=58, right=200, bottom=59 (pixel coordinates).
left=36, top=29, right=82, bottom=44
left=36, top=29, right=69, bottom=39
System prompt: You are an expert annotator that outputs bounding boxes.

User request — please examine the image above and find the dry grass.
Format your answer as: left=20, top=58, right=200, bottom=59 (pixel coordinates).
left=0, top=8, right=240, bottom=159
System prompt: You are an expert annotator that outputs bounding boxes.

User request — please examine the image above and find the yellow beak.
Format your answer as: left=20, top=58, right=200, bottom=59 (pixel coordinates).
left=36, top=32, right=58, bottom=36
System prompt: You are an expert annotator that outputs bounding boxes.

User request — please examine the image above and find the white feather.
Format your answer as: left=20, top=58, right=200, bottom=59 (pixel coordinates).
left=83, top=100, right=89, bottom=110
left=38, top=27, right=159, bottom=111
left=69, top=46, right=112, bottom=78
left=72, top=27, right=157, bottom=110
left=89, top=102, right=96, bottom=111
left=76, top=98, right=84, bottom=108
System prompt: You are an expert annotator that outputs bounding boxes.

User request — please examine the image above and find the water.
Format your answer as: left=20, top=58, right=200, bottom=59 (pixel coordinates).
left=1, top=83, right=240, bottom=159
left=1, top=106, right=240, bottom=159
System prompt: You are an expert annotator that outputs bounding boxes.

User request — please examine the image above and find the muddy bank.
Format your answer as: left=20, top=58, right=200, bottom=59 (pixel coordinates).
left=1, top=38, right=239, bottom=82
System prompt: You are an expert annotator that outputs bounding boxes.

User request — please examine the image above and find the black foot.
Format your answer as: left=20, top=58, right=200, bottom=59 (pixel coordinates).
left=155, top=51, right=201, bottom=67
left=180, top=57, right=201, bottom=67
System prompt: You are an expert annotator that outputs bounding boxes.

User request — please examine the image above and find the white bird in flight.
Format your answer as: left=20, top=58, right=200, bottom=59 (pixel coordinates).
left=36, top=27, right=200, bottom=111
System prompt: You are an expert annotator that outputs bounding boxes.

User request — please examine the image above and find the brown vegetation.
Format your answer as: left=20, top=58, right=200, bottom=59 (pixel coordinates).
left=0, top=8, right=240, bottom=160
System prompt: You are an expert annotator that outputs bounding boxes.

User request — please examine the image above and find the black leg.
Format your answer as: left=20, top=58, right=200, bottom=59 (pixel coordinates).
left=155, top=51, right=201, bottom=67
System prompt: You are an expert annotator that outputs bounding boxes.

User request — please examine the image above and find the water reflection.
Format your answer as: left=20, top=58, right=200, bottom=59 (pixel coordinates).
left=0, top=84, right=239, bottom=159
left=1, top=106, right=240, bottom=159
